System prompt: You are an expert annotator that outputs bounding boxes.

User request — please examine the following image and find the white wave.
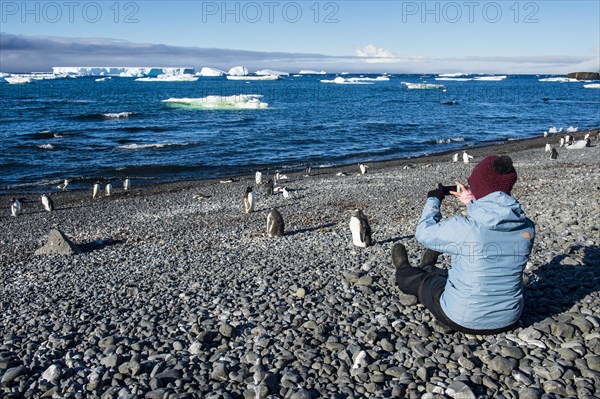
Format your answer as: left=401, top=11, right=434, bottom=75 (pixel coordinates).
left=162, top=94, right=268, bottom=109
left=38, top=144, right=54, bottom=150
left=103, top=112, right=133, bottom=118
left=95, top=77, right=111, bottom=82
left=321, top=77, right=373, bottom=85
left=584, top=83, right=600, bottom=89
left=435, top=77, right=473, bottom=81
left=435, top=137, right=465, bottom=144
left=539, top=77, right=580, bottom=83
left=474, top=75, right=507, bottom=81
left=118, top=142, right=189, bottom=150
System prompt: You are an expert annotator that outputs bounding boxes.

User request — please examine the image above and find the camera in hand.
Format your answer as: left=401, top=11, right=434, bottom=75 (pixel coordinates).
left=441, top=185, right=458, bottom=195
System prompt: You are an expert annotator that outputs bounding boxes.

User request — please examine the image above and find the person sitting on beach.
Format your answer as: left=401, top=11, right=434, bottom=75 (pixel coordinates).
left=392, top=155, right=535, bottom=334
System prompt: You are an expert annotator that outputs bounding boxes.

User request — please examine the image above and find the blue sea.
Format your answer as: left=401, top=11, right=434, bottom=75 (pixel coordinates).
left=1, top=74, right=599, bottom=193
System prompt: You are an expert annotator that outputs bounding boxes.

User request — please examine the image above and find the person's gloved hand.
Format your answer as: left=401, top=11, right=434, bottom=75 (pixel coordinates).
left=450, top=181, right=475, bottom=206
left=427, top=183, right=445, bottom=202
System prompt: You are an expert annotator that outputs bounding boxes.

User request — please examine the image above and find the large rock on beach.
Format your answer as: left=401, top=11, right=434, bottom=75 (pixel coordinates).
left=34, top=228, right=81, bottom=256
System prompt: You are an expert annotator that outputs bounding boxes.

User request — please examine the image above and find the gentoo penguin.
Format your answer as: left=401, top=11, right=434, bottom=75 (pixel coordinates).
left=11, top=198, right=22, bottom=217
left=349, top=209, right=372, bottom=248
left=462, top=151, right=473, bottom=164
left=57, top=179, right=69, bottom=191
left=304, top=166, right=311, bottom=177
left=568, top=135, right=574, bottom=145
left=550, top=147, right=558, bottom=159
left=266, top=179, right=274, bottom=195
left=565, top=135, right=572, bottom=146
left=559, top=137, right=565, bottom=147
left=545, top=143, right=551, bottom=152
left=41, top=194, right=54, bottom=212
left=266, top=208, right=285, bottom=237
left=105, top=182, right=113, bottom=197
left=93, top=182, right=101, bottom=199
left=243, top=186, right=255, bottom=213
left=255, top=171, right=263, bottom=185
left=452, top=153, right=459, bottom=162
left=123, top=178, right=131, bottom=190
left=359, top=163, right=368, bottom=175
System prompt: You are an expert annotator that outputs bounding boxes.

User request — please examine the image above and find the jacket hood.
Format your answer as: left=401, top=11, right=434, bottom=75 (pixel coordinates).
left=467, top=192, right=528, bottom=231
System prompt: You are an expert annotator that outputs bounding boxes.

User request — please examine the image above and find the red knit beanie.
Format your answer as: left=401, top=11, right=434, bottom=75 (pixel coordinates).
left=467, top=155, right=517, bottom=199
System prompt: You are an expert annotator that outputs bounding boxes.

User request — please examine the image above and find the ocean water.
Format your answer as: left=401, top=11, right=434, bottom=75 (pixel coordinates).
left=1, top=74, right=599, bottom=192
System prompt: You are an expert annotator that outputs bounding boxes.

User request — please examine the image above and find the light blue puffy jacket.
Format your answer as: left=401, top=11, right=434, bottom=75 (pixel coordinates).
left=415, top=192, right=535, bottom=330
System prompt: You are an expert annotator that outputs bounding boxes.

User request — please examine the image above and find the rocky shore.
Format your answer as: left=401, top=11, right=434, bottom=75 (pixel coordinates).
left=1, top=130, right=599, bottom=398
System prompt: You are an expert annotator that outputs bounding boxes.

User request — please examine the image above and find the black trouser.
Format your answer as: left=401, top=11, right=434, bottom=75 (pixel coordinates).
left=395, top=252, right=516, bottom=335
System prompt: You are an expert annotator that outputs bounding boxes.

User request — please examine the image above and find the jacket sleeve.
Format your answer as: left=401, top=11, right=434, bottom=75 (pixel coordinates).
left=415, top=197, right=471, bottom=255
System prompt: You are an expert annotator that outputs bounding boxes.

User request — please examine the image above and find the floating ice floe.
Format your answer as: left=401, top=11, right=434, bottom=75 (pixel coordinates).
left=5, top=75, right=35, bottom=84
left=435, top=77, right=473, bottom=81
left=402, top=82, right=445, bottom=90
left=584, top=83, right=600, bottom=89
left=438, top=73, right=467, bottom=77
left=136, top=74, right=198, bottom=82
left=473, top=75, right=507, bottom=81
left=38, top=144, right=55, bottom=150
left=162, top=94, right=269, bottom=109
left=255, top=69, right=289, bottom=76
left=538, top=77, right=580, bottom=83
left=95, top=77, right=112, bottom=82
left=103, top=112, right=133, bottom=118
left=321, top=77, right=371, bottom=85
left=198, top=67, right=226, bottom=77
left=228, top=66, right=249, bottom=76
left=226, top=75, right=280, bottom=81
left=299, top=70, right=327, bottom=75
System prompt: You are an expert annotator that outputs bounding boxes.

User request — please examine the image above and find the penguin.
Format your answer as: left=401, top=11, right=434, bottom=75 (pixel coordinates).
left=359, top=163, right=368, bottom=175
left=255, top=171, right=263, bottom=185
left=123, top=178, right=131, bottom=190
left=105, top=182, right=113, bottom=197
left=565, top=135, right=572, bottom=146
left=550, top=147, right=558, bottom=159
left=568, top=135, right=574, bottom=146
left=282, top=187, right=290, bottom=199
left=559, top=137, right=565, bottom=147
left=452, top=153, right=459, bottom=162
left=543, top=131, right=548, bottom=138
left=304, top=166, right=311, bottom=177
left=276, top=172, right=288, bottom=181
left=266, top=208, right=285, bottom=237
left=57, top=179, right=69, bottom=191
left=544, top=143, right=551, bottom=152
left=596, top=131, right=600, bottom=141
left=349, top=209, right=372, bottom=248
left=462, top=151, right=473, bottom=164
left=336, top=172, right=347, bottom=177
left=41, top=194, right=54, bottom=212
left=11, top=198, right=22, bottom=217
left=585, top=138, right=591, bottom=147
left=93, top=182, right=101, bottom=199
left=584, top=133, right=590, bottom=141
left=220, top=178, right=235, bottom=184
left=266, top=179, right=274, bottom=195
left=243, top=186, right=255, bottom=213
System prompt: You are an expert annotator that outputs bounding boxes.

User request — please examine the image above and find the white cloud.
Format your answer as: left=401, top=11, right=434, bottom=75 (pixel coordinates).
left=355, top=44, right=397, bottom=63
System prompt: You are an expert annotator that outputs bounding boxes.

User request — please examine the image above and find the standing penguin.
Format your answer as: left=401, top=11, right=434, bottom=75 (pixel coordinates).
left=550, top=147, right=558, bottom=159
left=544, top=143, right=551, bottom=152
left=452, top=153, right=459, bottom=162
left=267, top=208, right=285, bottom=237
left=105, top=182, right=113, bottom=197
left=243, top=186, right=255, bottom=213
left=349, top=209, right=372, bottom=248
left=41, top=194, right=54, bottom=212
left=359, top=163, right=368, bottom=175
left=559, top=137, right=565, bottom=147
left=93, top=182, right=101, bottom=199
left=462, top=151, right=473, bottom=164
left=11, top=198, right=22, bottom=217
left=304, top=166, right=311, bottom=177
left=266, top=179, right=274, bottom=196
left=255, top=171, right=263, bottom=185
left=123, top=178, right=131, bottom=191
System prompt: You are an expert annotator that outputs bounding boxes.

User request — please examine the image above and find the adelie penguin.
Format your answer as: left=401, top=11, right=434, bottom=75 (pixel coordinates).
left=105, top=182, right=113, bottom=197
left=255, top=171, right=263, bottom=185
left=359, top=163, right=368, bottom=175
left=349, top=209, right=372, bottom=248
left=93, top=182, right=101, bottom=199
left=41, top=194, right=54, bottom=212
left=550, top=147, right=558, bottom=159
left=267, top=208, right=285, bottom=237
left=11, top=198, right=22, bottom=217
left=544, top=143, right=551, bottom=152
left=123, top=178, right=131, bottom=191
left=243, top=186, right=255, bottom=213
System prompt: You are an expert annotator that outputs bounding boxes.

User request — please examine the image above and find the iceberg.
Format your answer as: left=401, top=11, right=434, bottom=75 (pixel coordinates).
left=136, top=74, right=198, bottom=82
left=474, top=75, right=507, bottom=81
left=402, top=82, right=445, bottom=90
left=438, top=73, right=467, bottom=77
left=228, top=66, right=249, bottom=76
left=299, top=70, right=327, bottom=75
left=198, top=67, right=226, bottom=77
left=52, top=66, right=195, bottom=77
left=321, top=77, right=372, bottom=85
left=255, top=69, right=289, bottom=76
left=5, top=75, right=35, bottom=84
left=583, top=83, right=600, bottom=89
left=162, top=94, right=268, bottom=109
left=226, top=75, right=279, bottom=81
left=435, top=77, right=473, bottom=81
left=538, top=77, right=580, bottom=83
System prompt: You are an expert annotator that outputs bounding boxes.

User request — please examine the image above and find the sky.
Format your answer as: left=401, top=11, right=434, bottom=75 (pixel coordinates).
left=1, top=0, right=599, bottom=73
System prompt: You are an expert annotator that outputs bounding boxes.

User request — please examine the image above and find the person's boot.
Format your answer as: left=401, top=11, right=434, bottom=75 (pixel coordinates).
left=420, top=248, right=440, bottom=268
left=392, top=243, right=408, bottom=271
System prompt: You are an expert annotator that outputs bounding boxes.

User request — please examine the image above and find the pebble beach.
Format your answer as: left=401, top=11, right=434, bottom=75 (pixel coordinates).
left=1, top=130, right=599, bottom=399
